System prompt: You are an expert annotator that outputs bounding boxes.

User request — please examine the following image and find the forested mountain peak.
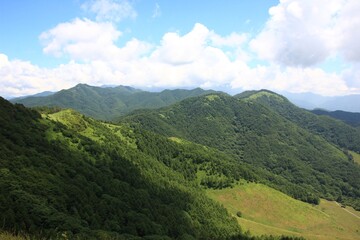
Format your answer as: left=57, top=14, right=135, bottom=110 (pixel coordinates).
left=235, top=89, right=288, bottom=103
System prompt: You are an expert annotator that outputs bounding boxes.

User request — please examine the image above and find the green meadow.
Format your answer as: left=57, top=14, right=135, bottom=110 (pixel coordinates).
left=350, top=150, right=360, bottom=165
left=207, top=182, right=360, bottom=240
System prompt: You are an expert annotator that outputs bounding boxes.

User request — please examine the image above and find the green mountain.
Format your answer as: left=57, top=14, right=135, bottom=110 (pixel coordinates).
left=122, top=91, right=360, bottom=209
left=311, top=109, right=360, bottom=128
left=236, top=90, right=360, bottom=152
left=11, top=84, right=214, bottom=121
left=1, top=97, right=255, bottom=239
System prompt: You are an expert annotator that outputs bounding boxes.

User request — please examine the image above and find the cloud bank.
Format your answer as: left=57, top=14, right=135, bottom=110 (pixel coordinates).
left=1, top=0, right=360, bottom=98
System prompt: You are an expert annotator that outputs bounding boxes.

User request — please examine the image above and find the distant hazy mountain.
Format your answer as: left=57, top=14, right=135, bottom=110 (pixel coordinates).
left=11, top=84, right=215, bottom=121
left=10, top=91, right=55, bottom=100
left=282, top=92, right=360, bottom=113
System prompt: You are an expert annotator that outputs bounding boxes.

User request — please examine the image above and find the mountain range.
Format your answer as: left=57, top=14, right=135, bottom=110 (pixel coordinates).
left=282, top=91, right=360, bottom=113
left=11, top=84, right=215, bottom=121
left=11, top=85, right=360, bottom=115
left=2, top=85, right=360, bottom=239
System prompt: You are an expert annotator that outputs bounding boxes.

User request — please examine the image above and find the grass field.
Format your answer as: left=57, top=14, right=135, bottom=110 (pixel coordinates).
left=350, top=150, right=360, bottom=165
left=207, top=182, right=360, bottom=240
left=0, top=232, right=27, bottom=240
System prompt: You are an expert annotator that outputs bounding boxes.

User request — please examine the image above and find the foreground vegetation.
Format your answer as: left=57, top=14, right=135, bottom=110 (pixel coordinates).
left=0, top=98, right=243, bottom=239
left=1, top=98, right=309, bottom=239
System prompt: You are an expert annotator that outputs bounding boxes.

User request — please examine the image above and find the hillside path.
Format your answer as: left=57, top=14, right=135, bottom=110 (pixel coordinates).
left=335, top=202, right=360, bottom=219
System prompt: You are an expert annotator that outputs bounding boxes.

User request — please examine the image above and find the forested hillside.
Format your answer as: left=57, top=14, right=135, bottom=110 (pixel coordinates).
left=122, top=92, right=360, bottom=209
left=311, top=109, right=360, bottom=128
left=0, top=97, right=251, bottom=239
left=237, top=90, right=360, bottom=152
left=11, top=84, right=214, bottom=121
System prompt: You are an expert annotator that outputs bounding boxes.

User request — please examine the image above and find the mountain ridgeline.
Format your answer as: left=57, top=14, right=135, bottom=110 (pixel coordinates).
left=122, top=91, right=360, bottom=209
left=11, top=84, right=215, bottom=121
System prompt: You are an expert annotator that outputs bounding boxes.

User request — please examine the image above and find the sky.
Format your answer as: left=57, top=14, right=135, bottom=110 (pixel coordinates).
left=1, top=0, right=360, bottom=98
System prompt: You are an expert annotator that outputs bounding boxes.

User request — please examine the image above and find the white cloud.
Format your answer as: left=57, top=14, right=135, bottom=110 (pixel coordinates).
left=40, top=18, right=121, bottom=61
left=250, top=0, right=340, bottom=67
left=230, top=65, right=350, bottom=96
left=2, top=16, right=360, bottom=99
left=151, top=23, right=210, bottom=65
left=81, top=0, right=137, bottom=22
left=250, top=0, right=360, bottom=67
left=210, top=32, right=247, bottom=48
left=152, top=3, right=161, bottom=18
left=342, top=64, right=360, bottom=88
left=335, top=0, right=360, bottom=62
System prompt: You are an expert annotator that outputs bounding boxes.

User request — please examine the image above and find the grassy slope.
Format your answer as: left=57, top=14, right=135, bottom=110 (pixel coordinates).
left=350, top=150, right=360, bottom=165
left=207, top=183, right=360, bottom=240
left=0, top=233, right=26, bottom=240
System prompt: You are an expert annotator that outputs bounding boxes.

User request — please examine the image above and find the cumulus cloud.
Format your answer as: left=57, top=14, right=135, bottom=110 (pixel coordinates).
left=335, top=0, right=360, bottom=62
left=81, top=0, right=137, bottom=22
left=39, top=18, right=121, bottom=61
left=250, top=0, right=360, bottom=67
left=150, top=23, right=248, bottom=65
left=342, top=64, right=360, bottom=88
left=231, top=65, right=350, bottom=96
left=250, top=0, right=340, bottom=67
left=2, top=12, right=360, bottom=99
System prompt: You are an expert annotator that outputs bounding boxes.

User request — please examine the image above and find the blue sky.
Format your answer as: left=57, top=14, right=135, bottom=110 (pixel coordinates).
left=0, top=0, right=359, bottom=98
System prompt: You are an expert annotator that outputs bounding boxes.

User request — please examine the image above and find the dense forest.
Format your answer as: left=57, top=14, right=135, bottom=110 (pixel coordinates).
left=311, top=109, right=360, bottom=128
left=0, top=97, right=310, bottom=239
left=122, top=92, right=360, bottom=209
left=238, top=90, right=360, bottom=152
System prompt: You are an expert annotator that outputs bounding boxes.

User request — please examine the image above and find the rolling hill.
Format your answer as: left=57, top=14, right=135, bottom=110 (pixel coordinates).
left=121, top=91, right=360, bottom=209
left=11, top=84, right=214, bottom=121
